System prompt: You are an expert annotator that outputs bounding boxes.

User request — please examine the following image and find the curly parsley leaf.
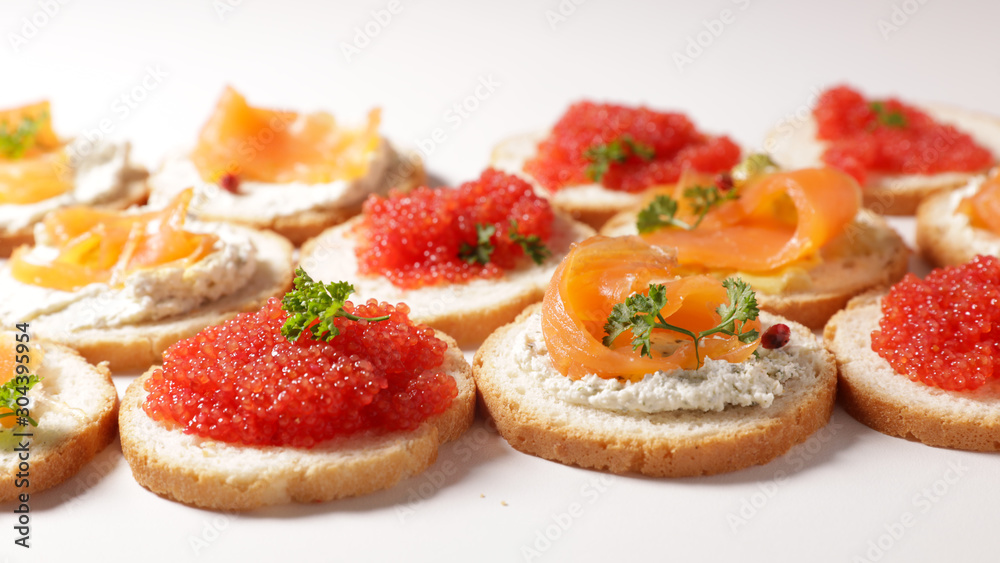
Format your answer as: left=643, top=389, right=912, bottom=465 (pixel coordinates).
left=458, top=223, right=496, bottom=265
left=602, top=278, right=760, bottom=367
left=0, top=114, right=45, bottom=159
left=683, top=185, right=738, bottom=228
left=583, top=135, right=655, bottom=182
left=280, top=267, right=390, bottom=342
left=869, top=101, right=908, bottom=128
left=508, top=219, right=550, bottom=265
left=0, top=374, right=41, bottom=427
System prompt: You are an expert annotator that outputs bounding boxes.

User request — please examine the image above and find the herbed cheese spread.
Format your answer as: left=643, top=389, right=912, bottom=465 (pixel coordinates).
left=510, top=311, right=822, bottom=413
left=148, top=139, right=398, bottom=222
left=0, top=221, right=257, bottom=330
left=0, top=140, right=146, bottom=232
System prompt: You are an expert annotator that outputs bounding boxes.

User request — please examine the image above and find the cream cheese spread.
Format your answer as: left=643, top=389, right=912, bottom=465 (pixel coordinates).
left=148, top=138, right=398, bottom=222
left=508, top=311, right=824, bottom=413
left=0, top=140, right=146, bottom=232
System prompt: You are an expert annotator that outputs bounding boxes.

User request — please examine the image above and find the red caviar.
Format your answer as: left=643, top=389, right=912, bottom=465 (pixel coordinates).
left=356, top=168, right=554, bottom=289
left=814, top=85, right=993, bottom=185
left=871, top=255, right=1000, bottom=391
left=142, top=297, right=455, bottom=447
left=523, top=101, right=740, bottom=192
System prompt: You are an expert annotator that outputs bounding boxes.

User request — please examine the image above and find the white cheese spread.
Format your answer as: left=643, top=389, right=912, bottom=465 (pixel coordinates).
left=508, top=311, right=824, bottom=413
left=0, top=221, right=256, bottom=330
left=0, top=140, right=146, bottom=232
left=147, top=138, right=398, bottom=222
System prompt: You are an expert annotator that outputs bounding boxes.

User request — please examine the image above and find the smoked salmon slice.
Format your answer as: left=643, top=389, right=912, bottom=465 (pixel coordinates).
left=960, top=171, right=1000, bottom=234
left=540, top=236, right=761, bottom=381
left=189, top=86, right=381, bottom=185
left=642, top=167, right=861, bottom=272
left=9, top=189, right=217, bottom=291
left=0, top=100, right=73, bottom=205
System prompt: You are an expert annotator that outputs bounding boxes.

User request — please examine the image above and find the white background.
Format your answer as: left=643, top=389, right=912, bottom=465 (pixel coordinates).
left=2, top=0, right=1000, bottom=561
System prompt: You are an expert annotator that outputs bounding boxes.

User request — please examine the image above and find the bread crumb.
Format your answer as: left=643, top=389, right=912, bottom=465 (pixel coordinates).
left=480, top=494, right=485, bottom=498
left=501, top=501, right=508, bottom=506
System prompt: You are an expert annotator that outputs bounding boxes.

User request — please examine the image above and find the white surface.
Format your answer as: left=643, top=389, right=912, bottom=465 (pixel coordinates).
left=2, top=0, right=1000, bottom=561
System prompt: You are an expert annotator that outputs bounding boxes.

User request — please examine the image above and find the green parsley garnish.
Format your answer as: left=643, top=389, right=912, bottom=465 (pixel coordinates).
left=869, top=101, right=908, bottom=128
left=459, top=223, right=496, bottom=265
left=280, top=267, right=390, bottom=342
left=458, top=221, right=551, bottom=266
left=602, top=278, right=760, bottom=368
left=583, top=135, right=655, bottom=182
left=635, top=185, right=736, bottom=233
left=508, top=219, right=550, bottom=265
left=0, top=114, right=45, bottom=159
left=0, top=374, right=41, bottom=427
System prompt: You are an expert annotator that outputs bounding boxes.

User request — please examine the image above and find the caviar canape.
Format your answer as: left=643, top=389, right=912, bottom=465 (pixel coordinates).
left=147, top=86, right=424, bottom=246
left=299, top=168, right=595, bottom=346
left=600, top=155, right=910, bottom=328
left=0, top=188, right=293, bottom=371
left=825, top=256, right=1000, bottom=451
left=119, top=268, right=474, bottom=510
left=491, top=100, right=741, bottom=228
left=0, top=100, right=147, bottom=256
left=473, top=235, right=837, bottom=476
left=766, top=84, right=1000, bottom=215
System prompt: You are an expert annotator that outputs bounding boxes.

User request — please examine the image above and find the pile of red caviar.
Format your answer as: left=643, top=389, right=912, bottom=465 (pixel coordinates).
left=814, top=85, right=993, bottom=184
left=142, top=297, right=455, bottom=447
left=871, top=255, right=1000, bottom=391
left=523, top=101, right=740, bottom=192
left=356, top=168, right=554, bottom=289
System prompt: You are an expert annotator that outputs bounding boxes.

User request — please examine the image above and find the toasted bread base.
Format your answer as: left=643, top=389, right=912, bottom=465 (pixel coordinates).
left=10, top=227, right=294, bottom=373
left=600, top=210, right=911, bottom=329
left=299, top=212, right=595, bottom=347
left=824, top=292, right=1000, bottom=451
left=473, top=306, right=837, bottom=477
left=119, top=333, right=475, bottom=510
left=765, top=103, right=1000, bottom=215
left=0, top=342, right=118, bottom=502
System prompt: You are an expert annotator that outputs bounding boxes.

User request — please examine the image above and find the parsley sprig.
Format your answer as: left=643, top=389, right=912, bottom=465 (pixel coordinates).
left=280, top=267, right=390, bottom=342
left=0, top=375, right=41, bottom=427
left=458, top=221, right=551, bottom=265
left=583, top=135, right=655, bottom=182
left=602, top=278, right=760, bottom=368
left=459, top=224, right=496, bottom=265
left=869, top=101, right=907, bottom=128
left=0, top=114, right=45, bottom=159
left=636, top=185, right=736, bottom=233
left=508, top=219, right=550, bottom=265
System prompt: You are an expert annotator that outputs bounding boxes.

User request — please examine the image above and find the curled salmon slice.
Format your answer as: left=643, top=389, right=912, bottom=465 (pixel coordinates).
left=9, top=188, right=217, bottom=291
left=189, top=86, right=381, bottom=185
left=0, top=100, right=73, bottom=205
left=643, top=167, right=861, bottom=272
left=540, top=236, right=760, bottom=381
